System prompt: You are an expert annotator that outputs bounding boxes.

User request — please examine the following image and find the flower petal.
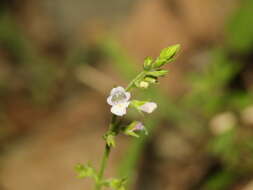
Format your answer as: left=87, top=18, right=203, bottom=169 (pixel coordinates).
left=139, top=102, right=157, bottom=113
left=110, top=102, right=130, bottom=116
left=125, top=92, right=131, bottom=101
left=111, top=105, right=126, bottom=116
left=110, top=86, right=125, bottom=95
left=107, top=95, right=114, bottom=106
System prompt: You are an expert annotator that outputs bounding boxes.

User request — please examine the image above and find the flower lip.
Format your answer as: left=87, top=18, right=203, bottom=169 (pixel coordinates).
left=110, top=86, right=125, bottom=95
left=110, top=102, right=130, bottom=116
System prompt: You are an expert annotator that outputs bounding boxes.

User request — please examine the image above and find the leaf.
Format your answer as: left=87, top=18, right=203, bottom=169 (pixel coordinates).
left=102, top=177, right=127, bottom=190
left=75, top=163, right=97, bottom=180
left=105, top=133, right=116, bottom=147
left=143, top=56, right=153, bottom=70
left=146, top=69, right=169, bottom=77
left=144, top=76, right=157, bottom=83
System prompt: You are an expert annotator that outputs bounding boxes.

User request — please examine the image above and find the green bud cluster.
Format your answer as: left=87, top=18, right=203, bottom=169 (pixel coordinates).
left=153, top=44, right=180, bottom=68
left=137, top=44, right=180, bottom=89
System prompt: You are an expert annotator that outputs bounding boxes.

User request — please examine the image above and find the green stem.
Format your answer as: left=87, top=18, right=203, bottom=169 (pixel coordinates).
left=94, top=71, right=146, bottom=190
left=95, top=145, right=111, bottom=190
left=126, top=71, right=146, bottom=91
left=95, top=115, right=117, bottom=190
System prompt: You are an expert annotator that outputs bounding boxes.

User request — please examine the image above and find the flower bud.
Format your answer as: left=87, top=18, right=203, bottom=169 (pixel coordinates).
left=123, top=121, right=148, bottom=138
left=139, top=81, right=149, bottom=88
left=131, top=100, right=157, bottom=114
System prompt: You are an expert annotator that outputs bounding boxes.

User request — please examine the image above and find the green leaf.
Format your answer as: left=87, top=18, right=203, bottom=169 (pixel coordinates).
left=75, top=163, right=97, bottom=180
left=102, top=177, right=127, bottom=190
left=146, top=69, right=168, bottom=77
left=126, top=131, right=140, bottom=138
left=144, top=76, right=157, bottom=83
left=143, top=56, right=153, bottom=70
left=104, top=133, right=116, bottom=147
left=153, top=44, right=180, bottom=68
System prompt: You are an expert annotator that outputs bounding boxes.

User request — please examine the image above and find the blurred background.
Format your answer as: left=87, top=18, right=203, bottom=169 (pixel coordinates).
left=0, top=0, right=253, bottom=189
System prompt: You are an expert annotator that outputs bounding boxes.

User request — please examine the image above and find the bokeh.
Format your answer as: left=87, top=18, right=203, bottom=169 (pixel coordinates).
left=0, top=0, right=253, bottom=189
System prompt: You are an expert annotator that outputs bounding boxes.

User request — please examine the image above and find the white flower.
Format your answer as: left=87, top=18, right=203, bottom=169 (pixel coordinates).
left=107, top=86, right=131, bottom=116
left=139, top=102, right=157, bottom=113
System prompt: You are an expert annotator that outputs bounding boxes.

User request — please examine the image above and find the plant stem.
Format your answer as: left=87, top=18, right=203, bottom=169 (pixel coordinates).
left=95, top=145, right=111, bottom=190
left=126, top=71, right=146, bottom=91
left=95, top=71, right=146, bottom=190
left=95, top=115, right=117, bottom=190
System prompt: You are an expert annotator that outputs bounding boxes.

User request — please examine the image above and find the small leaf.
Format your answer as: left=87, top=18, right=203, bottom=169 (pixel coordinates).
left=143, top=56, right=153, bottom=70
left=147, top=70, right=168, bottom=77
left=153, top=44, right=180, bottom=68
left=102, top=177, right=127, bottom=190
left=104, top=133, right=116, bottom=147
left=75, top=163, right=97, bottom=180
left=144, top=76, right=157, bottom=83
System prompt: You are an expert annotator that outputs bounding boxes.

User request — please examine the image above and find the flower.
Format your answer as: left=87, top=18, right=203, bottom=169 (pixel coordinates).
left=107, top=86, right=131, bottom=116
left=139, top=102, right=157, bottom=113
